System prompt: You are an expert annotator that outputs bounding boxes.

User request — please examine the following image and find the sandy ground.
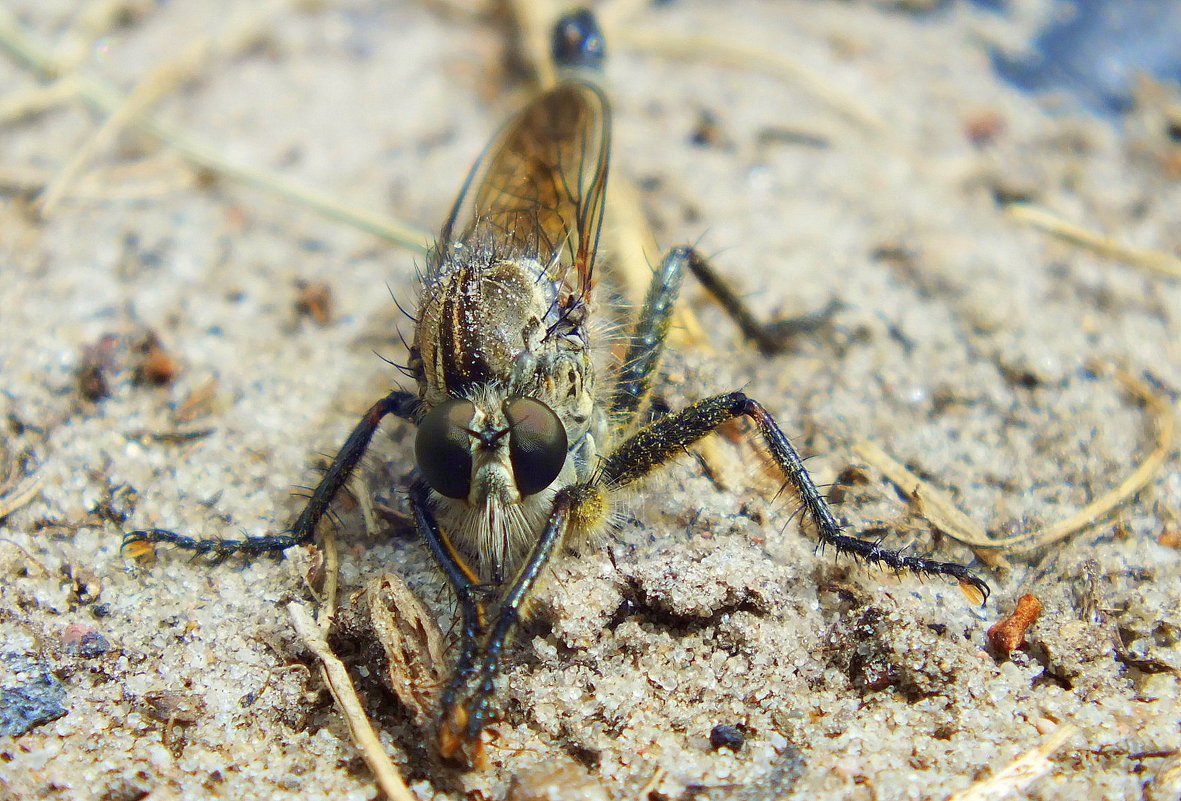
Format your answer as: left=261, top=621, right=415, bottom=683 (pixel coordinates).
left=2, top=1, right=1180, bottom=799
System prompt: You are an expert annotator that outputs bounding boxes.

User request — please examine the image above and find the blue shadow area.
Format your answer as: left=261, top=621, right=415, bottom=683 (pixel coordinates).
left=990, top=0, right=1181, bottom=116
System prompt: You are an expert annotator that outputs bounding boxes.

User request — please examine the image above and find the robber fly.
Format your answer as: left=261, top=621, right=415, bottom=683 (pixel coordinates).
left=127, top=10, right=988, bottom=770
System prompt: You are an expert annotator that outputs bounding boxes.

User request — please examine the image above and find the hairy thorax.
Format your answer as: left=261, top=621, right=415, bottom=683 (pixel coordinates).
left=411, top=246, right=604, bottom=582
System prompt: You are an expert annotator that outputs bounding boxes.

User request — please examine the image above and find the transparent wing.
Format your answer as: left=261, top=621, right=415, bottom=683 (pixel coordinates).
left=439, top=81, right=610, bottom=299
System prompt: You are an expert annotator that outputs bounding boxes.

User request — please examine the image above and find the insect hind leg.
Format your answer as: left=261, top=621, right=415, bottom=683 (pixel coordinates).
left=682, top=248, right=842, bottom=356
left=610, top=246, right=687, bottom=429
left=123, top=390, right=418, bottom=559
left=599, top=392, right=990, bottom=601
left=609, top=245, right=843, bottom=431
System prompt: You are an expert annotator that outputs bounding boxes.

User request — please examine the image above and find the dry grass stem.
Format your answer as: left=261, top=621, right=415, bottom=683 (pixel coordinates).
left=1007, top=203, right=1181, bottom=279
left=287, top=602, right=417, bottom=801
left=34, top=35, right=213, bottom=217
left=944, top=727, right=1077, bottom=801
left=0, top=6, right=431, bottom=251
left=946, top=724, right=1076, bottom=801
left=0, top=76, right=78, bottom=124
left=852, top=439, right=1010, bottom=569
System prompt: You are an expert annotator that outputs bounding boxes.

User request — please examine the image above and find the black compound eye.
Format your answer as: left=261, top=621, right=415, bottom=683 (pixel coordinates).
left=503, top=397, right=567, bottom=497
left=416, top=399, right=477, bottom=499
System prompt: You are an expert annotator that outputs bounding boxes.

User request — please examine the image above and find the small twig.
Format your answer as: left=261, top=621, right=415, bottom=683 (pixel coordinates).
left=287, top=603, right=416, bottom=801
left=946, top=724, right=1076, bottom=801
left=1006, top=203, right=1181, bottom=279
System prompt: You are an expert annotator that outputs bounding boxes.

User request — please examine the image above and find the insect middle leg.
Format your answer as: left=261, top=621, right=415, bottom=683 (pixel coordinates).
left=681, top=247, right=843, bottom=356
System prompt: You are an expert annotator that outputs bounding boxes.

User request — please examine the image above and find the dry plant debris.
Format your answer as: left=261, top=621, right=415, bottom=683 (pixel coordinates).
left=945, top=724, right=1076, bottom=801
left=853, top=368, right=1174, bottom=560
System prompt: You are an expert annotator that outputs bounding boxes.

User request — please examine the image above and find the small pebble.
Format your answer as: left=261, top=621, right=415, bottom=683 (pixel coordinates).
left=710, top=723, right=745, bottom=751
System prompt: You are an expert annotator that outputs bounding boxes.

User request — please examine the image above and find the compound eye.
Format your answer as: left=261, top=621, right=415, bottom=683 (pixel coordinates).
left=416, top=399, right=476, bottom=499
left=503, top=397, right=567, bottom=496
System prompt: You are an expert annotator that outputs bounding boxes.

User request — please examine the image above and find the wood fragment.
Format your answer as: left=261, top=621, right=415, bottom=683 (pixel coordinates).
left=133, top=333, right=178, bottom=386
left=172, top=378, right=218, bottom=423
left=367, top=574, right=447, bottom=728
left=320, top=527, right=340, bottom=621
left=294, top=280, right=334, bottom=326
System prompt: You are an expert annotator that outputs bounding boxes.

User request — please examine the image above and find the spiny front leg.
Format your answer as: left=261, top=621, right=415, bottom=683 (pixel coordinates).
left=600, top=392, right=990, bottom=601
left=123, top=390, right=418, bottom=559
left=435, top=484, right=604, bottom=769
left=409, top=480, right=487, bottom=766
